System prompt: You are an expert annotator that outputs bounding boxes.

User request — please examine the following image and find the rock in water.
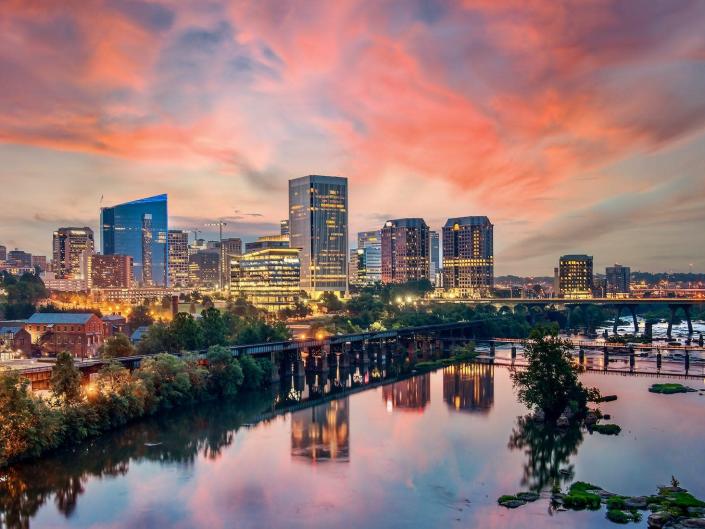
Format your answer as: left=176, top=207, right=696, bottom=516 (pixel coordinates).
left=647, top=511, right=671, bottom=528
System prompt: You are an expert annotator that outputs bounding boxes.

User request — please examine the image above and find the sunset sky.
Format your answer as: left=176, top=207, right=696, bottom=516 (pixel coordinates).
left=1, top=0, right=704, bottom=275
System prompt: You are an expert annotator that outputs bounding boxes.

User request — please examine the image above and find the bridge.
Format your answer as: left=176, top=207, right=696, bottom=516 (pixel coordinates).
left=438, top=297, right=703, bottom=336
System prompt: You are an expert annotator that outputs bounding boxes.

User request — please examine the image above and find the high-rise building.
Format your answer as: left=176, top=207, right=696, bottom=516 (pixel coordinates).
left=89, top=254, right=133, bottom=289
left=280, top=219, right=290, bottom=236
left=53, top=227, right=94, bottom=279
left=189, top=251, right=220, bottom=288
left=245, top=234, right=290, bottom=253
left=429, top=231, right=440, bottom=285
left=606, top=264, right=631, bottom=297
left=442, top=217, right=494, bottom=297
left=31, top=255, right=47, bottom=272
left=7, top=249, right=32, bottom=268
left=230, top=248, right=301, bottom=312
left=101, top=194, right=168, bottom=286
left=558, top=255, right=593, bottom=299
left=220, top=237, right=242, bottom=287
left=357, top=230, right=382, bottom=283
left=289, top=175, right=348, bottom=296
left=167, top=230, right=189, bottom=288
left=381, top=218, right=430, bottom=284
left=0, top=245, right=6, bottom=261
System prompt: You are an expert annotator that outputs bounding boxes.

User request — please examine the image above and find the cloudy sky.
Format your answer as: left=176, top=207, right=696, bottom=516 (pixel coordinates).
left=1, top=0, right=704, bottom=275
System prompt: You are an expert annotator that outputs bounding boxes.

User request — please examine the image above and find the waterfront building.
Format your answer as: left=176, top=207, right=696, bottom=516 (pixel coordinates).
left=167, top=230, right=190, bottom=288
left=245, top=234, right=290, bottom=253
left=89, top=254, right=133, bottom=289
left=429, top=231, right=440, bottom=286
left=25, top=312, right=104, bottom=358
left=189, top=250, right=220, bottom=289
left=606, top=264, right=631, bottom=297
left=442, top=216, right=494, bottom=297
left=101, top=194, right=168, bottom=286
left=289, top=175, right=348, bottom=296
left=230, top=248, right=301, bottom=312
left=558, top=254, right=593, bottom=299
left=8, top=249, right=32, bottom=269
left=52, top=227, right=94, bottom=279
left=381, top=218, right=430, bottom=284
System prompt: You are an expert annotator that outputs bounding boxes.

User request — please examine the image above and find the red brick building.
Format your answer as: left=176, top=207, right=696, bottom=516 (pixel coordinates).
left=25, top=313, right=104, bottom=358
left=0, top=325, right=32, bottom=358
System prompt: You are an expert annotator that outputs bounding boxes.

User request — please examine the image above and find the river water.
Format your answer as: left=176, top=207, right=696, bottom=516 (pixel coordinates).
left=2, top=365, right=705, bottom=529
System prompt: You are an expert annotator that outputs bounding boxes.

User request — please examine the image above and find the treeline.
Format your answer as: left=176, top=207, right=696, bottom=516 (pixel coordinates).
left=0, top=271, right=48, bottom=320
left=0, top=346, right=272, bottom=469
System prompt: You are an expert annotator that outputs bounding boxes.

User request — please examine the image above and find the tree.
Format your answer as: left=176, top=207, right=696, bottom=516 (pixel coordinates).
left=128, top=305, right=154, bottom=330
left=511, top=326, right=598, bottom=420
left=320, top=291, right=344, bottom=313
left=200, top=307, right=228, bottom=347
left=206, top=345, right=243, bottom=398
left=100, top=333, right=135, bottom=358
left=95, top=361, right=130, bottom=394
left=137, top=353, right=193, bottom=409
left=136, top=321, right=179, bottom=355
left=50, top=352, right=82, bottom=405
left=239, top=354, right=265, bottom=390
left=170, top=312, right=204, bottom=351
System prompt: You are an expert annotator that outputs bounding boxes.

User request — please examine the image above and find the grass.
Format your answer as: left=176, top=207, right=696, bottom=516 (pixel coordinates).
left=592, top=424, right=622, bottom=435
left=649, top=383, right=695, bottom=394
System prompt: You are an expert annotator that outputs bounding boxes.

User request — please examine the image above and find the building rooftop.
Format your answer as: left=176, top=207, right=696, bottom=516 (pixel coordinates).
left=0, top=326, right=25, bottom=334
left=384, top=218, right=428, bottom=229
left=27, top=313, right=97, bottom=325
left=560, top=254, right=593, bottom=261
left=443, top=216, right=492, bottom=228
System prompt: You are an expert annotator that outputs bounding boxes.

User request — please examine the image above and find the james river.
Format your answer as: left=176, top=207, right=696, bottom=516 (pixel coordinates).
left=2, top=361, right=705, bottom=529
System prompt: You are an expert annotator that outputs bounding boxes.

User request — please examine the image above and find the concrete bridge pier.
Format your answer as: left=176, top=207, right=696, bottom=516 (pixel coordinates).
left=489, top=342, right=496, bottom=357
left=656, top=351, right=662, bottom=371
left=645, top=321, right=653, bottom=341
left=612, top=305, right=623, bottom=333
left=667, top=304, right=694, bottom=338
left=685, top=352, right=690, bottom=373
left=629, top=346, right=635, bottom=370
left=603, top=346, right=609, bottom=370
left=511, top=345, right=517, bottom=359
left=628, top=305, right=639, bottom=334
left=579, top=348, right=585, bottom=364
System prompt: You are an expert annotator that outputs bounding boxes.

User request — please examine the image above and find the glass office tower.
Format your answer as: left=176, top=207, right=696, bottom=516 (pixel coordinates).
left=289, top=175, right=348, bottom=295
left=101, top=194, right=168, bottom=286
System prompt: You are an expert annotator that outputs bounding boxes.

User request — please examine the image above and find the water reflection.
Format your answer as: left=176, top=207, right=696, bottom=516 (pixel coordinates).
left=507, top=415, right=584, bottom=492
left=291, top=399, right=350, bottom=462
left=442, top=363, right=494, bottom=413
left=381, top=374, right=431, bottom=412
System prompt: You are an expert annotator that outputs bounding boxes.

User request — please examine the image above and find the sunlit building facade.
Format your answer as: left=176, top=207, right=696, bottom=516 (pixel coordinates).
left=442, top=216, right=493, bottom=297
left=101, top=194, right=168, bottom=286
left=289, top=175, right=348, bottom=296
left=558, top=254, right=593, bottom=299
left=230, top=248, right=301, bottom=312
left=381, top=218, right=430, bottom=284
left=167, top=230, right=189, bottom=288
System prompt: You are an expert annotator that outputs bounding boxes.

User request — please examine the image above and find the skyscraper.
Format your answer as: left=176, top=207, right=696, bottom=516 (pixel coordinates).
left=289, top=175, right=348, bottom=296
left=220, top=237, right=242, bottom=287
left=168, top=230, right=189, bottom=288
left=101, top=194, right=168, bottom=286
left=0, top=245, right=6, bottom=262
left=89, top=254, right=133, bottom=288
left=429, top=231, right=440, bottom=285
left=558, top=255, right=593, bottom=299
left=53, top=227, right=94, bottom=279
left=606, top=264, right=631, bottom=297
left=357, top=230, right=382, bottom=284
left=381, top=218, right=430, bottom=284
left=442, top=217, right=494, bottom=297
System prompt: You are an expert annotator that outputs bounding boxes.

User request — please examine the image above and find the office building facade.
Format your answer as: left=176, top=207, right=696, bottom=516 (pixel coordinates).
left=357, top=230, right=382, bottom=283
left=381, top=218, right=430, bottom=284
left=289, top=175, right=348, bottom=296
left=558, top=254, right=593, bottom=299
left=230, top=248, right=301, bottom=312
left=442, top=216, right=494, bottom=297
left=429, top=231, right=440, bottom=285
left=89, top=254, right=133, bottom=289
left=101, top=194, right=168, bottom=286
left=53, top=227, right=94, bottom=279
left=245, top=234, right=290, bottom=253
left=606, top=264, right=631, bottom=297
left=167, top=230, right=190, bottom=288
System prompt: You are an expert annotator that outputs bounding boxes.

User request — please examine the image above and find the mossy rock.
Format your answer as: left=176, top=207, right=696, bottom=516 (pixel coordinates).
left=606, top=509, right=631, bottom=524
left=593, top=423, right=622, bottom=435
left=516, top=492, right=540, bottom=502
left=498, top=495, right=526, bottom=509
left=607, top=496, right=628, bottom=510
left=564, top=482, right=602, bottom=510
left=649, top=383, right=696, bottom=394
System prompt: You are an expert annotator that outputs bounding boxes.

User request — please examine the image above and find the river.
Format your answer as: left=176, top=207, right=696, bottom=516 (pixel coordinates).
left=2, top=364, right=705, bottom=529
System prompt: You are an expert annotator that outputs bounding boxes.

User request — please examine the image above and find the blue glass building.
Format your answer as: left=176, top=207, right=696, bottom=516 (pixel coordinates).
left=101, top=194, right=168, bottom=286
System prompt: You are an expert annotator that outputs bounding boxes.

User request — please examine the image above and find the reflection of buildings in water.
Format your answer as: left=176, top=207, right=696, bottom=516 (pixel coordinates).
left=442, top=363, right=494, bottom=413
left=382, top=374, right=431, bottom=412
left=291, top=398, right=350, bottom=462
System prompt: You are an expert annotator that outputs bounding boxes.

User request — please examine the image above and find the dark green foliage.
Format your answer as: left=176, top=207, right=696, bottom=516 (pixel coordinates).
left=320, top=291, right=344, bottom=312
left=563, top=482, right=602, bottom=510
left=200, top=307, right=228, bottom=346
left=512, top=326, right=599, bottom=419
left=606, top=509, right=630, bottom=523
left=649, top=383, right=696, bottom=394
left=239, top=354, right=265, bottom=390
left=50, top=352, right=82, bottom=405
left=592, top=424, right=622, bottom=435
left=206, top=346, right=243, bottom=398
left=170, top=313, right=204, bottom=351
left=100, top=333, right=135, bottom=358
left=607, top=496, right=627, bottom=510
left=127, top=304, right=154, bottom=329
left=0, top=272, right=49, bottom=319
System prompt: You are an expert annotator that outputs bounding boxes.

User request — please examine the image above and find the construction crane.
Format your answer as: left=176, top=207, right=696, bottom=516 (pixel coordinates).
left=204, top=220, right=228, bottom=290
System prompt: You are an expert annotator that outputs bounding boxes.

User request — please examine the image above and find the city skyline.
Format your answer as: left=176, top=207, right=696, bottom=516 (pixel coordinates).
left=2, top=1, right=705, bottom=275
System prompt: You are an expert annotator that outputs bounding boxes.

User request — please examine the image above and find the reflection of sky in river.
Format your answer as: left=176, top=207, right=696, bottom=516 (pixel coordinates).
left=24, top=366, right=705, bottom=529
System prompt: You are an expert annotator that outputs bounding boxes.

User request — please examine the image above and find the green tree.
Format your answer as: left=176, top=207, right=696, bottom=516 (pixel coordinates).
left=137, top=321, right=179, bottom=355
left=511, top=326, right=599, bottom=420
left=128, top=304, right=154, bottom=330
left=320, top=291, right=344, bottom=312
left=51, top=352, right=82, bottom=405
left=95, top=361, right=131, bottom=394
left=100, top=333, right=135, bottom=358
left=206, top=345, right=243, bottom=398
left=200, top=307, right=228, bottom=347
left=170, top=312, right=204, bottom=351
left=239, top=354, right=265, bottom=390
left=137, top=353, right=193, bottom=409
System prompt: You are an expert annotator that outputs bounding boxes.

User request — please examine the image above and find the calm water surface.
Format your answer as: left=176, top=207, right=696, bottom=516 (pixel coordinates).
left=4, top=365, right=705, bottom=529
